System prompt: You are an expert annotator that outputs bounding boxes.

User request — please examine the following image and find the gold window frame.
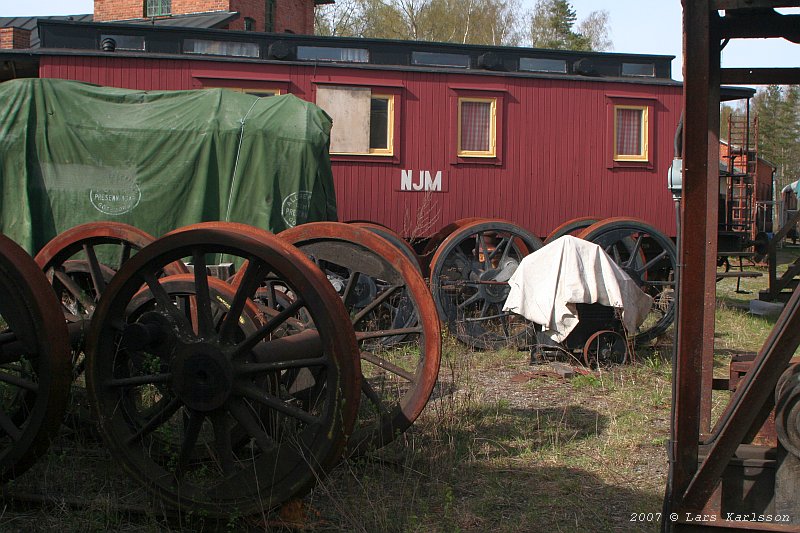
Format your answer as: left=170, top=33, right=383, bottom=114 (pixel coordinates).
left=613, top=105, right=649, bottom=161
left=368, top=94, right=394, bottom=156
left=457, top=97, right=497, bottom=158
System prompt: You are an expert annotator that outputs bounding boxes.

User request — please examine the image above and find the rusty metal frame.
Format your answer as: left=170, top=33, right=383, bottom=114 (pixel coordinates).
left=666, top=2, right=800, bottom=531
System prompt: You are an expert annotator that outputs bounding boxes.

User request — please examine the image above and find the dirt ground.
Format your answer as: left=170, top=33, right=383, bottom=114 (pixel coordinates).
left=1, top=340, right=674, bottom=533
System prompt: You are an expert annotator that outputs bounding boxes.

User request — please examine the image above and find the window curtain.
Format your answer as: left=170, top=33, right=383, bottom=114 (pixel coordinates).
left=616, top=108, right=643, bottom=156
left=184, top=39, right=259, bottom=58
left=461, top=101, right=491, bottom=152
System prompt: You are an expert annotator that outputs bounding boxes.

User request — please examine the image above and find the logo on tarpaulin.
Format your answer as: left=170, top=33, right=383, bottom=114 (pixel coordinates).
left=282, top=191, right=313, bottom=227
left=90, top=173, right=142, bottom=216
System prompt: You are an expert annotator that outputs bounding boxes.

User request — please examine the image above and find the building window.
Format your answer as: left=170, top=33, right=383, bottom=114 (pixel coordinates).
left=368, top=95, right=393, bottom=154
left=614, top=105, right=648, bottom=161
left=412, top=51, right=470, bottom=68
left=519, top=57, right=567, bottom=73
left=206, top=87, right=281, bottom=97
left=266, top=0, right=276, bottom=32
left=621, top=62, right=655, bottom=77
left=315, top=86, right=395, bottom=156
left=184, top=39, right=260, bottom=58
left=146, top=0, right=171, bottom=17
left=458, top=98, right=496, bottom=157
left=244, top=17, right=255, bottom=31
left=246, top=89, right=280, bottom=97
left=297, top=46, right=368, bottom=63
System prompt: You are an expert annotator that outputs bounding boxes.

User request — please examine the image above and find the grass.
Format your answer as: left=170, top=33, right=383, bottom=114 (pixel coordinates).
left=3, top=247, right=799, bottom=531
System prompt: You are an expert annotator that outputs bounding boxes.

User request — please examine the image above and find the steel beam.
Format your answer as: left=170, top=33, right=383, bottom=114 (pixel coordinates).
left=721, top=68, right=800, bottom=85
left=670, top=0, right=721, bottom=511
left=714, top=1, right=799, bottom=9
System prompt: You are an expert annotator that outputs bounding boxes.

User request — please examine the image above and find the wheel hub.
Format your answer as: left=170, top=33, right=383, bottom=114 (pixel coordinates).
left=478, top=268, right=510, bottom=303
left=171, top=342, right=233, bottom=411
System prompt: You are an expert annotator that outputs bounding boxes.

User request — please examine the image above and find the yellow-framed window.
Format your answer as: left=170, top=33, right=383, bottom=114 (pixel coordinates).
left=244, top=88, right=281, bottom=97
left=368, top=94, right=394, bottom=155
left=457, top=97, right=497, bottom=157
left=207, top=87, right=281, bottom=97
left=614, top=105, right=649, bottom=161
left=316, top=86, right=395, bottom=156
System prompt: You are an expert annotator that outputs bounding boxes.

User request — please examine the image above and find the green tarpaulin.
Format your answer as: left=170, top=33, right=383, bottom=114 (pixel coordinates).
left=0, top=78, right=337, bottom=253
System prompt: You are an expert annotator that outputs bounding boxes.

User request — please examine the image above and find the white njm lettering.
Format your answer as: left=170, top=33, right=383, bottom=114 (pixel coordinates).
left=400, top=170, right=442, bottom=191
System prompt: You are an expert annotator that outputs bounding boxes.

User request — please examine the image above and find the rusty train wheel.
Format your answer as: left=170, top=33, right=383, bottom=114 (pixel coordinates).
left=85, top=228, right=360, bottom=516
left=429, top=219, right=543, bottom=351
left=350, top=221, right=423, bottom=274
left=577, top=217, right=677, bottom=345
left=776, top=364, right=800, bottom=459
left=0, top=234, right=71, bottom=481
left=34, top=222, right=187, bottom=429
left=422, top=218, right=488, bottom=258
left=280, top=222, right=441, bottom=455
left=123, top=274, right=268, bottom=462
left=420, top=218, right=489, bottom=276
left=582, top=330, right=628, bottom=368
left=544, top=217, right=599, bottom=245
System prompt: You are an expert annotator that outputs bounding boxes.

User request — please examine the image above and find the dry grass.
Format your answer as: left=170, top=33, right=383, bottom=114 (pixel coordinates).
left=4, top=247, right=799, bottom=531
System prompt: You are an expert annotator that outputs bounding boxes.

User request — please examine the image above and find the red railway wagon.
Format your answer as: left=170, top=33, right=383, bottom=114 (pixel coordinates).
left=1, top=20, right=753, bottom=239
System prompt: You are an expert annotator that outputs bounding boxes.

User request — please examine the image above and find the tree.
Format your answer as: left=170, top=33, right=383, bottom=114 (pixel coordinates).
left=316, top=0, right=523, bottom=46
left=528, top=0, right=611, bottom=51
left=752, top=85, right=800, bottom=192
left=576, top=9, right=612, bottom=51
left=315, top=0, right=366, bottom=37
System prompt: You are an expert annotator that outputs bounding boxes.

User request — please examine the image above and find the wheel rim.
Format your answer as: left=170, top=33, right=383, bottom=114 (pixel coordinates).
left=85, top=228, right=360, bottom=515
left=0, top=234, right=71, bottom=481
left=34, top=222, right=187, bottom=429
left=429, top=220, right=543, bottom=350
left=350, top=221, right=423, bottom=274
left=544, top=217, right=599, bottom=245
left=577, top=217, right=677, bottom=345
left=280, top=222, right=441, bottom=455
left=582, top=330, right=628, bottom=368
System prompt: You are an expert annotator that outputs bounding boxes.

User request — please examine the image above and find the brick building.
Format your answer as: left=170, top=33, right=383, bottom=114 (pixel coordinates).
left=93, top=0, right=318, bottom=34
left=0, top=0, right=325, bottom=50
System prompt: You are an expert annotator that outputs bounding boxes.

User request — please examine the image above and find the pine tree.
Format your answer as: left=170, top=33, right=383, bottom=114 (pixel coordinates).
left=529, top=0, right=595, bottom=51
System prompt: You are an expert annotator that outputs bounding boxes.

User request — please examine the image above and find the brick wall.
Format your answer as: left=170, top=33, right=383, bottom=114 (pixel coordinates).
left=94, top=0, right=231, bottom=21
left=172, top=0, right=230, bottom=15
left=229, top=0, right=265, bottom=31
left=275, top=0, right=314, bottom=34
left=93, top=0, right=315, bottom=33
left=94, top=0, right=147, bottom=21
left=0, top=27, right=31, bottom=49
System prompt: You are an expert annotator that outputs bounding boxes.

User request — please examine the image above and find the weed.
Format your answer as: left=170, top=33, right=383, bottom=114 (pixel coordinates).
left=571, top=374, right=602, bottom=389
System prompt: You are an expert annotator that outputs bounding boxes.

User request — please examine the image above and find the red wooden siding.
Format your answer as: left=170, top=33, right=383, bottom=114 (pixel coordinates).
left=39, top=55, right=683, bottom=238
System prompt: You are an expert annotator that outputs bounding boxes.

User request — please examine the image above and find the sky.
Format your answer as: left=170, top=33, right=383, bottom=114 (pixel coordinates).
left=568, top=1, right=799, bottom=81
left=1, top=0, right=798, bottom=82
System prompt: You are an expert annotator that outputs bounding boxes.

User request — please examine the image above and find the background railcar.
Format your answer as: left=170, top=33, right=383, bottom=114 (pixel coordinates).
left=2, top=20, right=759, bottom=240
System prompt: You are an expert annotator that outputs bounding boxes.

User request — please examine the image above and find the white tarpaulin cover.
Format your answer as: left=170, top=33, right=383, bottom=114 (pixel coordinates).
left=502, top=235, right=653, bottom=342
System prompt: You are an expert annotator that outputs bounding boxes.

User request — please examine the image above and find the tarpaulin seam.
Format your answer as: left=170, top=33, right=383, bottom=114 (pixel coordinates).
left=224, top=98, right=261, bottom=222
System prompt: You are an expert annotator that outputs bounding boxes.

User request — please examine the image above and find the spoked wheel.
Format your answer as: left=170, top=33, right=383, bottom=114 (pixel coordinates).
left=34, top=222, right=187, bottom=429
left=582, top=330, right=628, bottom=368
left=85, top=228, right=360, bottom=516
left=776, top=364, right=800, bottom=458
left=123, top=274, right=267, bottom=461
left=577, top=217, right=677, bottom=345
left=429, top=219, right=543, bottom=350
left=349, top=221, right=423, bottom=274
left=0, top=234, right=71, bottom=481
left=420, top=218, right=488, bottom=277
left=280, top=222, right=441, bottom=455
left=544, top=217, right=599, bottom=245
